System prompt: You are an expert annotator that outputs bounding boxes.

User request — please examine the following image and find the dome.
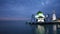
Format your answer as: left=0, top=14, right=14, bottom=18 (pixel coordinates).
left=37, top=11, right=43, bottom=15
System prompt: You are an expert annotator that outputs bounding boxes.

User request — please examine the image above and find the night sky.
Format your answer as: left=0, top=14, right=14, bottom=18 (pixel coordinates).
left=0, top=0, right=60, bottom=20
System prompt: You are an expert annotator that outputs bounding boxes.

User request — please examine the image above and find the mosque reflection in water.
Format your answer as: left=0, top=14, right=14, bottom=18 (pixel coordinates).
left=35, top=24, right=57, bottom=34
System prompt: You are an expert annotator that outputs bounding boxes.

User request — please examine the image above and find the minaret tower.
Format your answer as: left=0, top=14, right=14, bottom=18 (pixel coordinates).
left=52, top=10, right=57, bottom=34
left=31, top=14, right=35, bottom=22
left=52, top=10, right=56, bottom=21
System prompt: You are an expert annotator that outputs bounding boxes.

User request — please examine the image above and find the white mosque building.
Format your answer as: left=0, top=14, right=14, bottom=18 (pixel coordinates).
left=34, top=10, right=57, bottom=22
left=35, top=11, right=45, bottom=22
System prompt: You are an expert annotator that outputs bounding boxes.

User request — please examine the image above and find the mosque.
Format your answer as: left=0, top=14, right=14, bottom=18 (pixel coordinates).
left=26, top=10, right=60, bottom=34
left=29, top=10, right=60, bottom=34
left=31, top=10, right=60, bottom=22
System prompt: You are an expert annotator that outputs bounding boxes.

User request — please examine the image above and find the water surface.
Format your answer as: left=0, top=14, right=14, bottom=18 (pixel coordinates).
left=0, top=20, right=60, bottom=34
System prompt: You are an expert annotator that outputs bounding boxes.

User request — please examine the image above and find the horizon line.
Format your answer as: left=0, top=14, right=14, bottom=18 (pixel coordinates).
left=0, top=18, right=31, bottom=20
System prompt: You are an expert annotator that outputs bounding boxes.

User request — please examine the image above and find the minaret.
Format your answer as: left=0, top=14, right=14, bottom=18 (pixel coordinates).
left=52, top=10, right=56, bottom=21
left=52, top=10, right=57, bottom=34
left=31, top=14, right=35, bottom=22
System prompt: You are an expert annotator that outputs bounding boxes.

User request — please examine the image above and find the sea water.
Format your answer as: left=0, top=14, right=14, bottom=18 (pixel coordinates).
left=0, top=20, right=60, bottom=34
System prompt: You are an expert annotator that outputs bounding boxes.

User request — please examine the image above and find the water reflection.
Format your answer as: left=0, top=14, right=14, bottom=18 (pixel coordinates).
left=36, top=25, right=45, bottom=34
left=35, top=24, right=57, bottom=34
left=44, top=25, right=54, bottom=34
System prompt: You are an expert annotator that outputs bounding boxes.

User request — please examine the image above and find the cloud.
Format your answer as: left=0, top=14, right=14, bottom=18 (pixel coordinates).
left=41, top=2, right=45, bottom=6
left=0, top=0, right=60, bottom=18
left=41, top=0, right=51, bottom=6
left=45, top=0, right=49, bottom=4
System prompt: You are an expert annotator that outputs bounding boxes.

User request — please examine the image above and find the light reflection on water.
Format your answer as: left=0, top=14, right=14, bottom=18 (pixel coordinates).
left=36, top=25, right=45, bottom=34
left=35, top=24, right=58, bottom=34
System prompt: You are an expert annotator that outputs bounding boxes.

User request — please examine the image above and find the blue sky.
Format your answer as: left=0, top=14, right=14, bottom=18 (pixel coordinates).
left=0, top=0, right=60, bottom=19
